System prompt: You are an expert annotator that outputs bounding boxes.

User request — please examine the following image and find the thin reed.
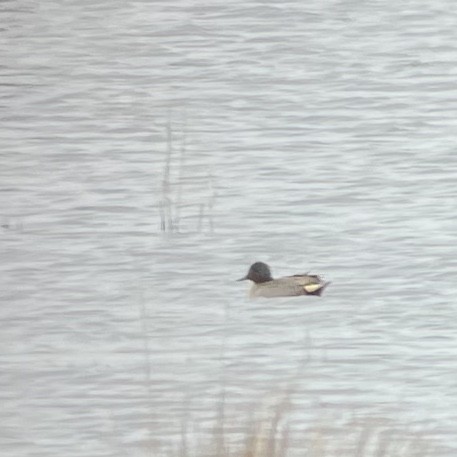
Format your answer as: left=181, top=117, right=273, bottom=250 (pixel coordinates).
left=158, top=115, right=215, bottom=233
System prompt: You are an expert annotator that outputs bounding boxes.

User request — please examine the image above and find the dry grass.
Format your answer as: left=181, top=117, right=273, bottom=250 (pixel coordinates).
left=169, top=390, right=442, bottom=457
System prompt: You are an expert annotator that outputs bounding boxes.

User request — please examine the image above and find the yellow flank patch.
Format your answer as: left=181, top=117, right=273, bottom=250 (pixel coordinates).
left=304, top=283, right=322, bottom=293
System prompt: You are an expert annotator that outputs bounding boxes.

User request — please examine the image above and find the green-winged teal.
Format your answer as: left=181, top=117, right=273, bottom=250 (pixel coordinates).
left=238, top=261, right=329, bottom=298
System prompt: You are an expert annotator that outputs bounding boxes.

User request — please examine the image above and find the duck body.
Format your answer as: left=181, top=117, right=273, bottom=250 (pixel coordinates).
left=239, top=262, right=329, bottom=299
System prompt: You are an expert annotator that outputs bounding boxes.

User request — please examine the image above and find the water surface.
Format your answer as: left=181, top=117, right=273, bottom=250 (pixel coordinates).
left=1, top=0, right=457, bottom=455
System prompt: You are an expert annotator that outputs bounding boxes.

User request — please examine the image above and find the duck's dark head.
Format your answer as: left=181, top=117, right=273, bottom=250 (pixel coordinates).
left=238, top=262, right=273, bottom=284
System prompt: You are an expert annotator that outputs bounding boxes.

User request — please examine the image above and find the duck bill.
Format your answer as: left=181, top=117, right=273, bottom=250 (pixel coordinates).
left=236, top=276, right=248, bottom=281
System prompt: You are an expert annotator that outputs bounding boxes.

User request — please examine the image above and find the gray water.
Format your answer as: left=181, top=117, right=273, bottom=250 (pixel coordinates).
left=2, top=0, right=457, bottom=456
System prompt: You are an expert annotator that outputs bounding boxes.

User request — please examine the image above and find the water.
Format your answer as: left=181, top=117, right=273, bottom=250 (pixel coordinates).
left=1, top=0, right=457, bottom=455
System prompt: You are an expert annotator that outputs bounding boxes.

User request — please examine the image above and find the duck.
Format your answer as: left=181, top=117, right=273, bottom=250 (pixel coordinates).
left=238, top=261, right=329, bottom=298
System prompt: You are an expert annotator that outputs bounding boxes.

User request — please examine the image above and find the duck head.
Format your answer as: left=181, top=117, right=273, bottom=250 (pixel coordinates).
left=238, top=262, right=273, bottom=283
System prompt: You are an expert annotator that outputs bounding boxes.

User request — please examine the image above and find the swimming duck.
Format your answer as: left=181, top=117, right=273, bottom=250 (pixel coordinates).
left=238, top=261, right=329, bottom=298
